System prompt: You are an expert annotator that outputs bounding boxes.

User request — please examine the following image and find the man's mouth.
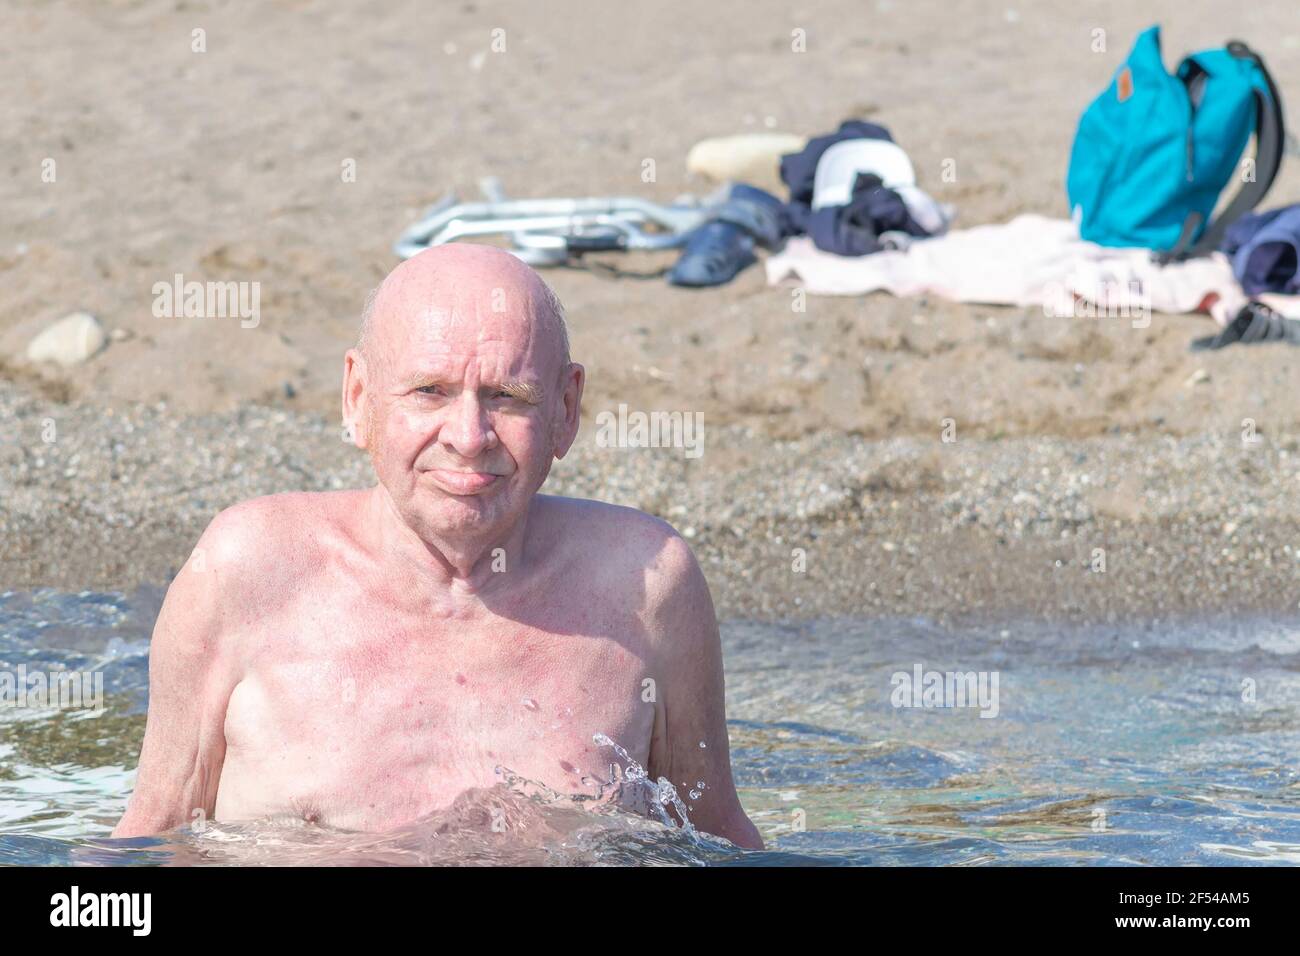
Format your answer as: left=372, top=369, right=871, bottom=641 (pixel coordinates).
left=426, top=469, right=501, bottom=495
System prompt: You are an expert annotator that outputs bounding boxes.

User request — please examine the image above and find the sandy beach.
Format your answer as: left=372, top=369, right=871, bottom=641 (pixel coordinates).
left=3, top=0, right=1300, bottom=622
left=7, top=0, right=1300, bottom=883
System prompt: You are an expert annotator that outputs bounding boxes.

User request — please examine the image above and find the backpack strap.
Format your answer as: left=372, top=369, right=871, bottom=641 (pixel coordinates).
left=1159, top=41, right=1286, bottom=263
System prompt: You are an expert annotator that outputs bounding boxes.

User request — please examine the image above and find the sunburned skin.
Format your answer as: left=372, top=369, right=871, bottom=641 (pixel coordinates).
left=113, top=244, right=762, bottom=849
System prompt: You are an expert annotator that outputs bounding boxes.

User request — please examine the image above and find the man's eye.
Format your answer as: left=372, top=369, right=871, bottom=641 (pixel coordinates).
left=416, top=385, right=444, bottom=396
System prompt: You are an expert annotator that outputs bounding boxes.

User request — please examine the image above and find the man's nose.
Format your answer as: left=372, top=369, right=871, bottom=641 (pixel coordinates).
left=440, top=389, right=497, bottom=458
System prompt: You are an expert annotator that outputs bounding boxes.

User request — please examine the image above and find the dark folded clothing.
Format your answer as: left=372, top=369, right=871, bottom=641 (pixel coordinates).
left=1220, top=204, right=1300, bottom=295
left=779, top=120, right=894, bottom=211
left=806, top=173, right=929, bottom=257
left=777, top=119, right=942, bottom=256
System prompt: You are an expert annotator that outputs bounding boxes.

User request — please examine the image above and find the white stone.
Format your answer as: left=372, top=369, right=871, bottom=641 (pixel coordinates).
left=25, top=312, right=107, bottom=366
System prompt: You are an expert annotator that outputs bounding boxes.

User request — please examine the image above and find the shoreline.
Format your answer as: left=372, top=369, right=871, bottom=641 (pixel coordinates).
left=5, top=382, right=1297, bottom=625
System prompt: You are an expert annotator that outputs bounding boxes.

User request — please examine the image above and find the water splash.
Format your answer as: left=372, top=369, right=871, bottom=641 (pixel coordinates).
left=592, top=732, right=698, bottom=836
left=66, top=763, right=730, bottom=867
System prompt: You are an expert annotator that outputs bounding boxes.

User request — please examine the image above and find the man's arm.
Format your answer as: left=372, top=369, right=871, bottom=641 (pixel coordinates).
left=646, top=531, right=763, bottom=851
left=113, top=518, right=242, bottom=838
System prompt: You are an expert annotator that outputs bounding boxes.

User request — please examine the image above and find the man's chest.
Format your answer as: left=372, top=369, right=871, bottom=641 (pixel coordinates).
left=216, top=606, right=658, bottom=830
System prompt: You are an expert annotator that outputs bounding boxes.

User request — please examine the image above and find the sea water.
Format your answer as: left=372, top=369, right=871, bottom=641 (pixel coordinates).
left=1, top=588, right=1297, bottom=866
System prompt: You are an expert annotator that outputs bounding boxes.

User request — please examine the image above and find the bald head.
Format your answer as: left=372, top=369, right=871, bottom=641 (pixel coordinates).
left=341, top=243, right=585, bottom=544
left=358, top=245, right=570, bottom=374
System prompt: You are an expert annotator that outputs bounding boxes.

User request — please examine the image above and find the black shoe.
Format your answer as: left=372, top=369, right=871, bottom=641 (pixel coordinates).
left=1191, top=302, right=1300, bottom=351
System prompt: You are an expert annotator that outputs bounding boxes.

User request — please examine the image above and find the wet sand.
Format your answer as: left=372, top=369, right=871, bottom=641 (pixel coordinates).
left=4, top=379, right=1299, bottom=623
left=3, top=0, right=1300, bottom=622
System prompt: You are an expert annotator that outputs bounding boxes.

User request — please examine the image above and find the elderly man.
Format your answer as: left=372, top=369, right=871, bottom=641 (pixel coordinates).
left=113, top=244, right=762, bottom=850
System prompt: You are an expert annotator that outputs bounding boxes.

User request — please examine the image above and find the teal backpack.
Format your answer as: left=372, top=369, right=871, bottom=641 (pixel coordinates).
left=1066, top=26, right=1284, bottom=259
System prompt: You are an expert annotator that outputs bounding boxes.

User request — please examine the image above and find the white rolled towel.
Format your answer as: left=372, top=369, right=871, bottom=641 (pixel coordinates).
left=686, top=133, right=807, bottom=184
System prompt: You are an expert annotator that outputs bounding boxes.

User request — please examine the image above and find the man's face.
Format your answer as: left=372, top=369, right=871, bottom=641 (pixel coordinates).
left=353, top=276, right=573, bottom=542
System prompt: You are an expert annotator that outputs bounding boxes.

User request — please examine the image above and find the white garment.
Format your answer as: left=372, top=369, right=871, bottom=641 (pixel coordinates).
left=765, top=214, right=1300, bottom=325
left=812, top=139, right=917, bottom=206
left=895, top=185, right=954, bottom=236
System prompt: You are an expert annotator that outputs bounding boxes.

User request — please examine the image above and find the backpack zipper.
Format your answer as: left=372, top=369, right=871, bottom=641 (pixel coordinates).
left=1184, top=67, right=1209, bottom=182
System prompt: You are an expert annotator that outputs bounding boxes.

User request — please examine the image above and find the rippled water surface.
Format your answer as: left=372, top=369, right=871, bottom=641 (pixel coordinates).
left=2, top=588, right=1298, bottom=865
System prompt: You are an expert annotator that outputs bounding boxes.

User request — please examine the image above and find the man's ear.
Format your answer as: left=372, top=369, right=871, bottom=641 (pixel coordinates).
left=341, top=349, right=369, bottom=449
left=552, top=362, right=585, bottom=460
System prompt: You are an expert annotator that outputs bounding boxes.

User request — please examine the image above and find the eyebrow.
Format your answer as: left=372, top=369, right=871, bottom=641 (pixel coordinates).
left=494, top=380, right=544, bottom=404
left=399, top=375, right=543, bottom=405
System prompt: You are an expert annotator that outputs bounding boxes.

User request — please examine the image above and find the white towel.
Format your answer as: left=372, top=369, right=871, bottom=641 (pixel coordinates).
left=765, top=214, right=1300, bottom=326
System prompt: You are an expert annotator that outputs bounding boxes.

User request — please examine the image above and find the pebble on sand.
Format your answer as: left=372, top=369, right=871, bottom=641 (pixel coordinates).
left=24, top=312, right=107, bottom=366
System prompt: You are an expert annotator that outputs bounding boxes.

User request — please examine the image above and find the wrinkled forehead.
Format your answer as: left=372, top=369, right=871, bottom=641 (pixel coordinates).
left=370, top=265, right=562, bottom=379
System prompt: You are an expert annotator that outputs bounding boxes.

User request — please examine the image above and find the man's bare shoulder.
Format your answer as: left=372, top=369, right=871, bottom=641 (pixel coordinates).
left=532, top=495, right=709, bottom=621
left=188, top=489, right=366, bottom=603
